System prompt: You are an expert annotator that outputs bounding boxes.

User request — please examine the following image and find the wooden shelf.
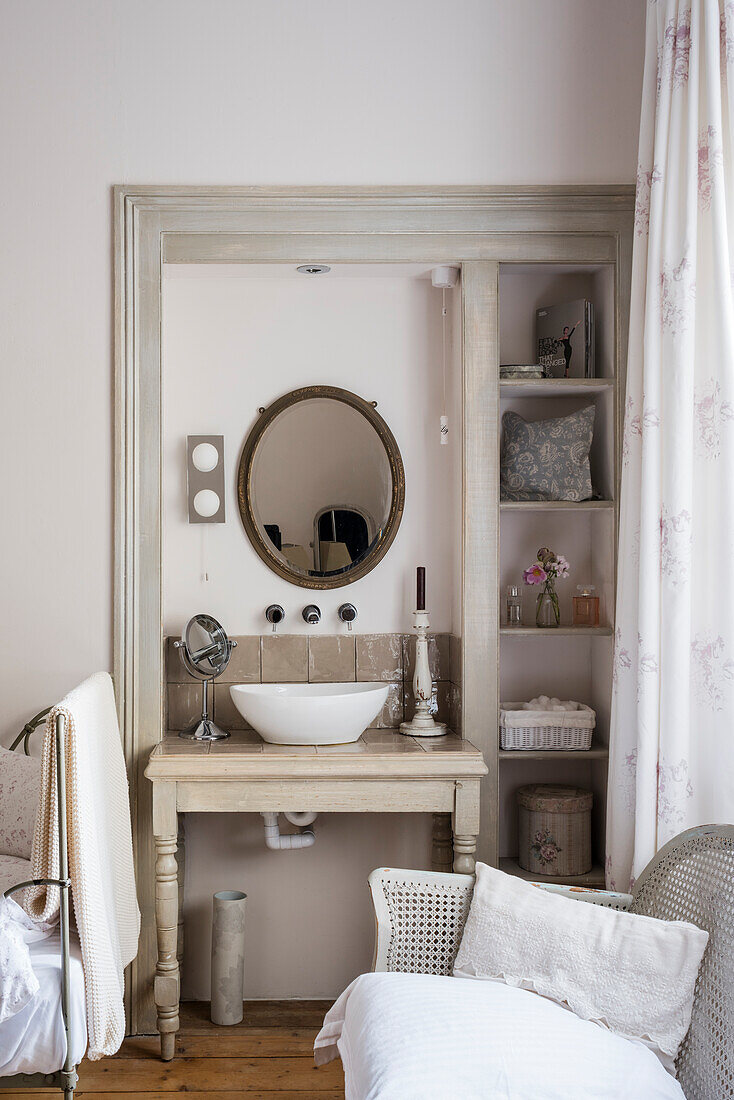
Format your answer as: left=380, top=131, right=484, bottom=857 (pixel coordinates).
left=499, top=742, right=609, bottom=761
left=500, top=626, right=613, bottom=637
left=494, top=250, right=629, bottom=897
left=500, top=500, right=614, bottom=512
left=499, top=378, right=615, bottom=397
left=499, top=857, right=606, bottom=888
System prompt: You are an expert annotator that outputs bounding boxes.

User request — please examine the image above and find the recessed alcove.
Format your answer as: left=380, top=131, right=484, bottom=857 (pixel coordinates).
left=114, top=188, right=633, bottom=1035
left=496, top=259, right=620, bottom=890
left=161, top=260, right=465, bottom=999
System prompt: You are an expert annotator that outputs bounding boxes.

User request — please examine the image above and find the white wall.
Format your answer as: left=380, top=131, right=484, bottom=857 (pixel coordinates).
left=163, top=268, right=458, bottom=636
left=0, top=0, right=645, bottom=1002
left=0, top=0, right=644, bottom=742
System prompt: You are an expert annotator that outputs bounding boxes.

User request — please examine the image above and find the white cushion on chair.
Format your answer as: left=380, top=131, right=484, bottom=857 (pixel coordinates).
left=0, top=746, right=41, bottom=859
left=453, top=863, right=708, bottom=1071
left=315, top=972, right=685, bottom=1099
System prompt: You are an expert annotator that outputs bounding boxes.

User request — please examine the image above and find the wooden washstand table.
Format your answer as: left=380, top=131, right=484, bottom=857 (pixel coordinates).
left=145, top=728, right=487, bottom=1060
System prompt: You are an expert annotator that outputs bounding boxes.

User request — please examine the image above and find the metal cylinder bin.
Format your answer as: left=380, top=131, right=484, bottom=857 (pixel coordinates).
left=518, top=784, right=593, bottom=878
left=210, top=890, right=247, bottom=1025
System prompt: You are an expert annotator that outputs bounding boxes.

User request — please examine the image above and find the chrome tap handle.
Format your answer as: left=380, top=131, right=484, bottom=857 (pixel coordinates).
left=338, top=603, right=357, bottom=631
left=265, top=605, right=285, bottom=632
left=302, top=605, right=321, bottom=625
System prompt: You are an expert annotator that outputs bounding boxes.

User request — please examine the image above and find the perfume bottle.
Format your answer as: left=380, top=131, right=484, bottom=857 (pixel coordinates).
left=506, top=585, right=522, bottom=627
left=573, top=585, right=600, bottom=627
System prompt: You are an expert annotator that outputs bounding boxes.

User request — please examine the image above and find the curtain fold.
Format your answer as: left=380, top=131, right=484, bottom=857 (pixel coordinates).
left=608, top=0, right=734, bottom=890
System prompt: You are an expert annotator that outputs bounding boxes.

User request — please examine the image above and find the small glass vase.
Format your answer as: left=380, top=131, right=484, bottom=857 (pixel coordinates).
left=536, top=584, right=560, bottom=628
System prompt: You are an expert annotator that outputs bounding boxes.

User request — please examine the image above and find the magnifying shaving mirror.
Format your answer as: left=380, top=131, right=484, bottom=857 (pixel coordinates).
left=175, top=614, right=237, bottom=741
left=237, top=386, right=405, bottom=589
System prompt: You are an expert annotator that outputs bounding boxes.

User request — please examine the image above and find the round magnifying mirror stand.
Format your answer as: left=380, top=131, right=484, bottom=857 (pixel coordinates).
left=175, top=614, right=237, bottom=741
left=179, top=677, right=229, bottom=742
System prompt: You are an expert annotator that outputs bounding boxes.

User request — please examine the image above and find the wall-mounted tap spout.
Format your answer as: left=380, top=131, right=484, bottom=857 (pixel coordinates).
left=265, top=605, right=285, bottom=632
left=338, top=603, right=357, bottom=631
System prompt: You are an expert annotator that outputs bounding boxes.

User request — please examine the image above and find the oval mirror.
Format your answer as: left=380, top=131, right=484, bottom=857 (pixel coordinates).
left=237, top=386, right=405, bottom=589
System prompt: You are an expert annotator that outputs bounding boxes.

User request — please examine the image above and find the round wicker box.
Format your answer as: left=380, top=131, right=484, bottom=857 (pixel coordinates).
left=517, top=784, right=593, bottom=877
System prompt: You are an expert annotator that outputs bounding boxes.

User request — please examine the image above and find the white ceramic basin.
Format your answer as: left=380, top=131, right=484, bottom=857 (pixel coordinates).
left=229, top=682, right=389, bottom=745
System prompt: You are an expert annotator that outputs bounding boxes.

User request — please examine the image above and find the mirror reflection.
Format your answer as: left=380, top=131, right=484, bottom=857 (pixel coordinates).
left=238, top=388, right=405, bottom=588
left=182, top=615, right=233, bottom=678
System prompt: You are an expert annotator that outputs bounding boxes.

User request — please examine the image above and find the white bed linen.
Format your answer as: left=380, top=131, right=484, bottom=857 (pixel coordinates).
left=0, top=929, right=86, bottom=1076
left=0, top=897, right=50, bottom=1024
left=314, top=972, right=686, bottom=1100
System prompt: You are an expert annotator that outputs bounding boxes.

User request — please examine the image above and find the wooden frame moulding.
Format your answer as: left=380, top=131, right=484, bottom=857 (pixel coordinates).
left=114, top=185, right=634, bottom=1032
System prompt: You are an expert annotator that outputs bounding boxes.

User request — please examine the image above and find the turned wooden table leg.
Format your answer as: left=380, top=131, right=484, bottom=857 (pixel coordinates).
left=452, top=779, right=480, bottom=875
left=153, top=782, right=179, bottom=1061
left=177, top=816, right=186, bottom=966
left=431, top=812, right=453, bottom=872
left=452, top=834, right=477, bottom=874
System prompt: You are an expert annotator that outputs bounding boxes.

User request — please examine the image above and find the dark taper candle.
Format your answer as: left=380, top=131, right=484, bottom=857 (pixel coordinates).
left=416, top=566, right=426, bottom=610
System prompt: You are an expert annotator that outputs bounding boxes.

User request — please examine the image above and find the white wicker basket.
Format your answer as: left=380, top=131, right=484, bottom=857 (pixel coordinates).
left=500, top=699, right=595, bottom=751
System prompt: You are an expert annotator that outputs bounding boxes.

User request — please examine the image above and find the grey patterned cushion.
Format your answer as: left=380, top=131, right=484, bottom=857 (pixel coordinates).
left=500, top=405, right=595, bottom=501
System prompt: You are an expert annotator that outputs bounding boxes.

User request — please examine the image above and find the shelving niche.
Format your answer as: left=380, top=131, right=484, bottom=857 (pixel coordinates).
left=494, top=260, right=620, bottom=887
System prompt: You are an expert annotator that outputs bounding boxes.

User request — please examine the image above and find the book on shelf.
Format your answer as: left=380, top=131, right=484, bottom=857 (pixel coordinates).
left=536, top=299, right=595, bottom=379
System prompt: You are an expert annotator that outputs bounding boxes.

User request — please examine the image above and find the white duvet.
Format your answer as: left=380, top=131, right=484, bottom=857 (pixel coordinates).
left=0, top=897, right=49, bottom=1024
left=315, top=972, right=686, bottom=1100
left=0, top=927, right=86, bottom=1075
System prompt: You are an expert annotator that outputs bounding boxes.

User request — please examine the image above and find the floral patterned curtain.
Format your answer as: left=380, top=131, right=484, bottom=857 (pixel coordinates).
left=608, top=0, right=734, bottom=890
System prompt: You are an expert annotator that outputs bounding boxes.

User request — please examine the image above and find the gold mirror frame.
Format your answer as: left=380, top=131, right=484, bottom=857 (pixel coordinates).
left=237, top=385, right=406, bottom=590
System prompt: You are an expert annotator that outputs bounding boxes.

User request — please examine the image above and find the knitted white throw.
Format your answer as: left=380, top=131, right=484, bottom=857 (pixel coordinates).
left=24, top=672, right=140, bottom=1059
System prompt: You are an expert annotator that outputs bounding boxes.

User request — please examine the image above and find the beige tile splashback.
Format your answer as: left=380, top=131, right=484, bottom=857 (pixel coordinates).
left=165, top=637, right=198, bottom=684
left=308, top=635, right=356, bottom=683
left=449, top=633, right=462, bottom=687
left=167, top=682, right=205, bottom=730
left=261, top=634, right=308, bottom=683
left=355, top=634, right=404, bottom=682
left=164, top=633, right=461, bottom=734
left=213, top=683, right=251, bottom=730
left=219, top=635, right=261, bottom=683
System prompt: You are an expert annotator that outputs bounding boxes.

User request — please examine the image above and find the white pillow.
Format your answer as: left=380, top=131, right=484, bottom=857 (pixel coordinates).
left=453, top=863, right=708, bottom=1071
left=0, top=746, right=41, bottom=860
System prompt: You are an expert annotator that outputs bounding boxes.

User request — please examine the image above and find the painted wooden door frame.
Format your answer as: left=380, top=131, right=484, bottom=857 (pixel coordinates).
left=114, top=185, right=634, bottom=1032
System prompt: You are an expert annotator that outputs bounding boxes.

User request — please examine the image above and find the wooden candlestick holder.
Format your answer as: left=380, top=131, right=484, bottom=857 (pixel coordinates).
left=400, top=609, right=447, bottom=737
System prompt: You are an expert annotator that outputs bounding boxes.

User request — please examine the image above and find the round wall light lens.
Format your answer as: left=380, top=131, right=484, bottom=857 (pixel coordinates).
left=191, top=442, right=220, bottom=472
left=193, top=489, right=220, bottom=518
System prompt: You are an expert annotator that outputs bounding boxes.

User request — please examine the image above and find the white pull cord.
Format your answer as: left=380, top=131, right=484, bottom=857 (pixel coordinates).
left=440, top=287, right=449, bottom=445
left=200, top=524, right=209, bottom=583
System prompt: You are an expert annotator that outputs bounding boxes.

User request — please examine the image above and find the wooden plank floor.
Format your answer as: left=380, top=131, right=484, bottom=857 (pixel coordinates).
left=0, top=1002, right=345, bottom=1099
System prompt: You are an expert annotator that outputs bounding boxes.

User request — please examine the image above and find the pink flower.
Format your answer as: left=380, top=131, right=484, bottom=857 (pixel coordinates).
left=555, top=556, right=570, bottom=578
left=540, top=844, right=558, bottom=863
left=523, top=564, right=547, bottom=585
